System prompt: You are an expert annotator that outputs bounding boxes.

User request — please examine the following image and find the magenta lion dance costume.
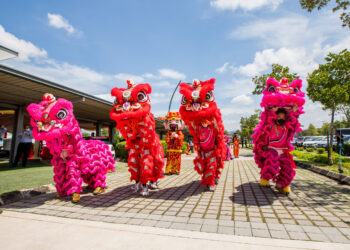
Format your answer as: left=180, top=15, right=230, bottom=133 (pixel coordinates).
left=110, top=80, right=165, bottom=196
left=224, top=136, right=233, bottom=161
left=27, top=94, right=115, bottom=202
left=179, top=78, right=226, bottom=191
left=252, top=78, right=305, bottom=195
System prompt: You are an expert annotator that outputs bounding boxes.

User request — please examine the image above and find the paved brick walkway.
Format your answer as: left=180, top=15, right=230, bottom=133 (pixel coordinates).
left=1, top=149, right=350, bottom=244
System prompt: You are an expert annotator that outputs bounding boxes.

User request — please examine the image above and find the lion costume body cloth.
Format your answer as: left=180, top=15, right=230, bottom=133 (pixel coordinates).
left=110, top=80, right=164, bottom=185
left=252, top=78, right=305, bottom=189
left=27, top=94, right=115, bottom=199
left=179, top=79, right=226, bottom=187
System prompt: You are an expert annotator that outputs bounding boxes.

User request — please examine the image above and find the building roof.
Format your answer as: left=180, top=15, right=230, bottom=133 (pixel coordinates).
left=0, top=45, right=18, bottom=61
left=0, top=64, right=114, bottom=125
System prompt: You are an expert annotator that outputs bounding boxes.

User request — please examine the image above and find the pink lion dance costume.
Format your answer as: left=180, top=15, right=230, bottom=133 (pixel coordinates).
left=110, top=80, right=164, bottom=196
left=179, top=79, right=226, bottom=191
left=27, top=94, right=115, bottom=202
left=224, top=136, right=233, bottom=161
left=252, top=78, right=305, bottom=195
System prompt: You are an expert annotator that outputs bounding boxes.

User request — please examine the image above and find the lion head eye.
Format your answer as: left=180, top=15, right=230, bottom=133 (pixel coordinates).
left=205, top=91, right=214, bottom=102
left=268, top=85, right=276, bottom=92
left=137, top=91, right=147, bottom=102
left=294, top=87, right=299, bottom=93
left=181, top=95, right=188, bottom=105
left=56, top=109, right=68, bottom=120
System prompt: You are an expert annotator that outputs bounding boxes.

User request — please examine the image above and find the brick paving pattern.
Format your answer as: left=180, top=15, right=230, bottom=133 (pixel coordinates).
left=1, top=149, right=350, bottom=243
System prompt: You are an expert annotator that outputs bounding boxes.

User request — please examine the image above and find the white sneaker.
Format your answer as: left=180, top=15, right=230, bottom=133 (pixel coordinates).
left=207, top=185, right=215, bottom=192
left=140, top=184, right=149, bottom=196
left=149, top=181, right=159, bottom=190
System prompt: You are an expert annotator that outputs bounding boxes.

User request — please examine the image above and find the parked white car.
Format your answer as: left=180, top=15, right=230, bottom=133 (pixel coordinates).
left=303, top=136, right=324, bottom=148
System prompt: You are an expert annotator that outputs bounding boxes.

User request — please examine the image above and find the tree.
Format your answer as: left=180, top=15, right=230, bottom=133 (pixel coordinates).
left=299, top=0, right=350, bottom=29
left=238, top=110, right=261, bottom=138
left=307, top=49, right=350, bottom=164
left=252, top=64, right=299, bottom=95
left=300, top=123, right=319, bottom=136
left=338, top=104, right=350, bottom=126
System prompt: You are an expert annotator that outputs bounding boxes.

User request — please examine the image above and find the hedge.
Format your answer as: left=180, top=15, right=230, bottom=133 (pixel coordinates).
left=334, top=143, right=350, bottom=156
left=291, top=150, right=350, bottom=167
left=115, top=140, right=189, bottom=160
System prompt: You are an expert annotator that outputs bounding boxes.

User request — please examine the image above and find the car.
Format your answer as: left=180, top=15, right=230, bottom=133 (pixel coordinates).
left=344, top=136, right=350, bottom=144
left=311, top=136, right=326, bottom=148
left=303, top=136, right=324, bottom=148
left=295, top=137, right=307, bottom=147
left=315, top=136, right=337, bottom=149
left=84, top=136, right=116, bottom=158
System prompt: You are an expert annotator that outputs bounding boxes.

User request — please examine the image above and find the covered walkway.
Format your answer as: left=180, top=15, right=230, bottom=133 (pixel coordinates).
left=0, top=64, right=115, bottom=163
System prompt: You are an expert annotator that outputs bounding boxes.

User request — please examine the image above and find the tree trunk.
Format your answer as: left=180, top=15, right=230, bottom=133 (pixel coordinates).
left=328, top=107, right=335, bottom=165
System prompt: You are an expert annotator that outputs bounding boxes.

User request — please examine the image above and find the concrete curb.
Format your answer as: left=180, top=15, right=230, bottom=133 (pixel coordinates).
left=0, top=184, right=56, bottom=206
left=295, top=160, right=350, bottom=185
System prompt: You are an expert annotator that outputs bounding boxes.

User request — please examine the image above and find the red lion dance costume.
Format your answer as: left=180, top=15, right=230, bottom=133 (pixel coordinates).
left=252, top=78, right=305, bottom=195
left=27, top=94, right=115, bottom=202
left=179, top=79, right=226, bottom=191
left=110, top=80, right=164, bottom=196
left=161, top=112, right=184, bottom=175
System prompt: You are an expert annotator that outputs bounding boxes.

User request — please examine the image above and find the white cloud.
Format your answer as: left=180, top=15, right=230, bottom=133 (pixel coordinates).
left=210, top=0, right=283, bottom=11
left=215, top=62, right=230, bottom=73
left=47, top=13, right=79, bottom=35
left=231, top=94, right=253, bottom=105
left=158, top=68, right=186, bottom=80
left=114, top=73, right=145, bottom=83
left=0, top=25, right=47, bottom=62
left=237, top=47, right=317, bottom=78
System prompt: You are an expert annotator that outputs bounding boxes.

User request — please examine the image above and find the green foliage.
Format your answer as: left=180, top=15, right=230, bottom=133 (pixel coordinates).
left=306, top=148, right=314, bottom=152
left=317, top=148, right=326, bottom=154
left=238, top=109, right=261, bottom=138
left=335, top=143, right=350, bottom=156
left=299, top=123, right=319, bottom=136
left=299, top=0, right=350, bottom=28
left=307, top=49, right=350, bottom=164
left=295, top=147, right=304, bottom=151
left=291, top=150, right=350, bottom=166
left=252, top=64, right=299, bottom=95
left=307, top=49, right=350, bottom=109
left=182, top=141, right=188, bottom=154
left=114, top=141, right=129, bottom=159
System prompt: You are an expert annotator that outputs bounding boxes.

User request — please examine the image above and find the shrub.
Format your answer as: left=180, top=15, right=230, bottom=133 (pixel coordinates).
left=317, top=148, right=325, bottom=154
left=306, top=148, right=314, bottom=152
left=291, top=150, right=350, bottom=165
left=182, top=142, right=188, bottom=154
left=115, top=140, right=188, bottom=160
left=114, top=141, right=129, bottom=159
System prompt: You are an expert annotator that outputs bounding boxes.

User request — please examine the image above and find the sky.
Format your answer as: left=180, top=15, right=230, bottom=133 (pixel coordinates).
left=0, top=0, right=349, bottom=131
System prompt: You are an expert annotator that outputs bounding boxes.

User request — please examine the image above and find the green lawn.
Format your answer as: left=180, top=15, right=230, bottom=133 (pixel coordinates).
left=0, top=159, right=127, bottom=195
left=293, top=157, right=350, bottom=176
left=0, top=160, right=53, bottom=195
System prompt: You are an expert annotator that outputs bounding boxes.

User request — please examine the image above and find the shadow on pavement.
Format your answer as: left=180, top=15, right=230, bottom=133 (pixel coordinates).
left=230, top=181, right=278, bottom=206
left=1, top=180, right=206, bottom=209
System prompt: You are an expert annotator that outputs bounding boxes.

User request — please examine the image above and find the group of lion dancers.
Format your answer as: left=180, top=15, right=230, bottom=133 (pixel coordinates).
left=27, top=77, right=305, bottom=202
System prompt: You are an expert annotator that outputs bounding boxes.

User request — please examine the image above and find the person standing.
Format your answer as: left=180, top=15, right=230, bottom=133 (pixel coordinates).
left=233, top=135, right=240, bottom=158
left=12, top=125, right=33, bottom=168
left=0, top=124, right=7, bottom=139
left=188, top=139, right=194, bottom=153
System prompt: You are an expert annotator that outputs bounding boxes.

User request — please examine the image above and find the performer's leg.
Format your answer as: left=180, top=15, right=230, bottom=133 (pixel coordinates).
left=275, top=153, right=296, bottom=195
left=260, top=149, right=280, bottom=187
left=65, top=158, right=83, bottom=202
left=201, top=150, right=216, bottom=190
left=22, top=143, right=32, bottom=167
left=13, top=143, right=24, bottom=167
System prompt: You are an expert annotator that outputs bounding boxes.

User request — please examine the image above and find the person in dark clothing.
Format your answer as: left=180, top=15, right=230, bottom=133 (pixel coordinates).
left=12, top=125, right=33, bottom=168
left=336, top=132, right=344, bottom=155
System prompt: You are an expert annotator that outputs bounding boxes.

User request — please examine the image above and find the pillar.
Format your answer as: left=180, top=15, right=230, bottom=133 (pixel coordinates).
left=9, top=106, right=24, bottom=163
